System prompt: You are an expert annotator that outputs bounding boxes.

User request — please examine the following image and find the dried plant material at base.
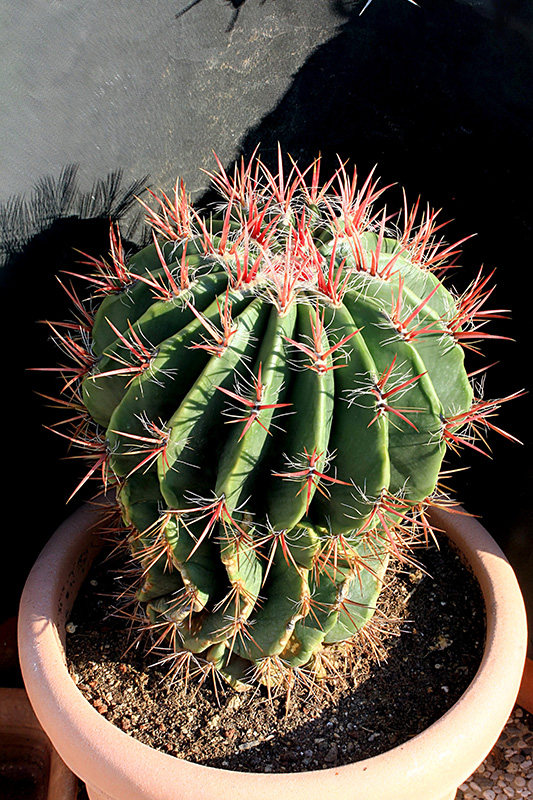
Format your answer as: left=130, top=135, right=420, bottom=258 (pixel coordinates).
left=67, top=535, right=485, bottom=772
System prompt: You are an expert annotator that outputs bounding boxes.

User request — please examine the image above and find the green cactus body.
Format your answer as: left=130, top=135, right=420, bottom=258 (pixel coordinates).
left=51, top=154, right=510, bottom=689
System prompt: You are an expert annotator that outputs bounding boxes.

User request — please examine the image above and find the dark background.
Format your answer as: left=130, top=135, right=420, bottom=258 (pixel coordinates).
left=1, top=0, right=531, bottom=649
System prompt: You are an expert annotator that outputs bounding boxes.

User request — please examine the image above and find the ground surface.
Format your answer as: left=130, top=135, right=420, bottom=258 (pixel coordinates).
left=457, top=706, right=533, bottom=800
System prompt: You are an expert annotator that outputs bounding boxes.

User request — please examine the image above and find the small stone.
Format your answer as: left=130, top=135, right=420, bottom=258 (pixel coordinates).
left=528, top=781, right=533, bottom=792
left=492, top=748, right=508, bottom=769
left=226, top=694, right=242, bottom=711
left=514, top=778, right=526, bottom=788
left=324, top=744, right=338, bottom=764
left=470, top=782, right=482, bottom=792
left=503, top=787, right=515, bottom=797
left=483, top=790, right=496, bottom=800
left=238, top=740, right=261, bottom=751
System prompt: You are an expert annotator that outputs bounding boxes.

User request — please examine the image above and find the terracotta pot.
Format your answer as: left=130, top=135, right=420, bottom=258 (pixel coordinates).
left=18, top=500, right=527, bottom=800
left=517, top=657, right=533, bottom=715
left=0, top=686, right=77, bottom=800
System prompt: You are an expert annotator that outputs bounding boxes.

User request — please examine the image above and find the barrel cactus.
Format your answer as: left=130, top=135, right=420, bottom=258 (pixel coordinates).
left=48, top=152, right=516, bottom=690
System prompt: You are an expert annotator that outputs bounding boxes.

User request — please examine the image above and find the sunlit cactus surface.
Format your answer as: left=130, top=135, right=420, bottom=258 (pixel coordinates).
left=47, top=152, right=517, bottom=689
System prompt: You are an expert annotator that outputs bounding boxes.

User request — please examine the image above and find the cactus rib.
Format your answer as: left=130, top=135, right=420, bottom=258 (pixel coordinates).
left=44, top=152, right=519, bottom=690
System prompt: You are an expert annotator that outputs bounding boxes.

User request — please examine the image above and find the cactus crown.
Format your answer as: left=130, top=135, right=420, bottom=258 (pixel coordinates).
left=46, top=152, right=518, bottom=690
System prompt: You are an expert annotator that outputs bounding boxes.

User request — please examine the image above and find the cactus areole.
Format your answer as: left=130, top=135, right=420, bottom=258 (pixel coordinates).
left=48, top=153, right=518, bottom=690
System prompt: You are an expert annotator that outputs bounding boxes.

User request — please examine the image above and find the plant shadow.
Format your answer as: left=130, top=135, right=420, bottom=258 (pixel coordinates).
left=0, top=168, right=148, bottom=624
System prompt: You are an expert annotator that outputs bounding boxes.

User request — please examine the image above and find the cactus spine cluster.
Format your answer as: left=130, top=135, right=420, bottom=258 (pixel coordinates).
left=48, top=153, right=515, bottom=689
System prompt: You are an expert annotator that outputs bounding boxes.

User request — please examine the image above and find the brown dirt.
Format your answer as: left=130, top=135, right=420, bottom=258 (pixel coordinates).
left=66, top=534, right=485, bottom=773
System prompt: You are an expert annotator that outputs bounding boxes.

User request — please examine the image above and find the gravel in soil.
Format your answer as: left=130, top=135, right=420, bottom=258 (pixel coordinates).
left=66, top=534, right=485, bottom=773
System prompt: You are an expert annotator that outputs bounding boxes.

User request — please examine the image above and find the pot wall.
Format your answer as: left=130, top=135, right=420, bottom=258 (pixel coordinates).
left=18, top=500, right=527, bottom=800
left=0, top=687, right=77, bottom=800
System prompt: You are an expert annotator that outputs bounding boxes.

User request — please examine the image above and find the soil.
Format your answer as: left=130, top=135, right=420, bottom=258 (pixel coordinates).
left=66, top=534, right=485, bottom=774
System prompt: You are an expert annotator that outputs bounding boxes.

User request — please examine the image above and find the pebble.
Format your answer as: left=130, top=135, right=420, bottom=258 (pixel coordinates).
left=226, top=695, right=242, bottom=712
left=455, top=708, right=532, bottom=800
left=324, top=744, right=338, bottom=763
left=238, top=740, right=261, bottom=751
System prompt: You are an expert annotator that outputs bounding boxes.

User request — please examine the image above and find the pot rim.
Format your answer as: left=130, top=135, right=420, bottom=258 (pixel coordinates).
left=18, top=499, right=527, bottom=800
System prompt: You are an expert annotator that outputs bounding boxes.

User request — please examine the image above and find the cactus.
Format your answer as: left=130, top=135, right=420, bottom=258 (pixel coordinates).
left=47, top=153, right=518, bottom=690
